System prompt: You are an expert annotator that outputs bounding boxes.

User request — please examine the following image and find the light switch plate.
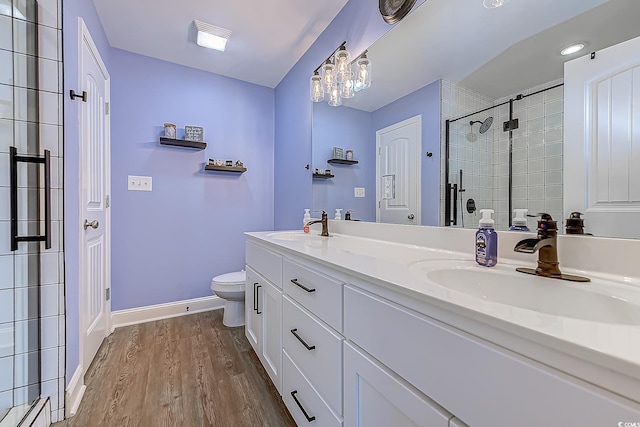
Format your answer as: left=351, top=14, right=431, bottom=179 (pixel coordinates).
left=354, top=187, right=365, bottom=198
left=128, top=175, right=152, bottom=191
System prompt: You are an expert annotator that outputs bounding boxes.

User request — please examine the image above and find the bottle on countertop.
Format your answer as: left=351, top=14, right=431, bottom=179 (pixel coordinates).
left=476, top=209, right=497, bottom=267
left=334, top=209, right=342, bottom=220
left=303, top=209, right=311, bottom=233
left=509, top=209, right=530, bottom=232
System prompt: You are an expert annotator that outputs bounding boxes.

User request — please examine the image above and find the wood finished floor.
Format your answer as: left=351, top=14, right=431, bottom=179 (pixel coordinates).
left=55, top=310, right=295, bottom=427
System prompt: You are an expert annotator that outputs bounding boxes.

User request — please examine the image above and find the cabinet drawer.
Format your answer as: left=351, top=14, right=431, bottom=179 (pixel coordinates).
left=246, top=241, right=282, bottom=287
left=283, top=296, right=343, bottom=415
left=283, top=351, right=342, bottom=427
left=344, top=342, right=451, bottom=427
left=344, top=285, right=640, bottom=427
left=283, top=259, right=343, bottom=331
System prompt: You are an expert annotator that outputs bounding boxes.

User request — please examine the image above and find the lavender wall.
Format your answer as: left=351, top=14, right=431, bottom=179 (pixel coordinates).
left=372, top=80, right=441, bottom=225
left=312, top=103, right=375, bottom=221
left=109, top=48, right=274, bottom=311
left=63, top=0, right=112, bottom=384
left=273, top=0, right=419, bottom=229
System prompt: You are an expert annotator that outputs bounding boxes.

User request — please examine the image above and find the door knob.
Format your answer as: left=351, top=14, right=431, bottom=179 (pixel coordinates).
left=83, top=219, right=99, bottom=230
left=408, top=214, right=415, bottom=220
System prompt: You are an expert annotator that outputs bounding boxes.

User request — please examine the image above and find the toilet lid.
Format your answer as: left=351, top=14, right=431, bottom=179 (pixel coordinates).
left=211, top=270, right=246, bottom=286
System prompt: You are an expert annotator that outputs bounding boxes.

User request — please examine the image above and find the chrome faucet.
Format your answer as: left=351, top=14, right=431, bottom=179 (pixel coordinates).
left=513, top=213, right=589, bottom=282
left=306, top=211, right=329, bottom=237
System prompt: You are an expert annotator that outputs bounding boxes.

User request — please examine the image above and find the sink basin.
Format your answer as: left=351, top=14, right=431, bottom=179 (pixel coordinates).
left=267, top=231, right=330, bottom=242
left=410, top=260, right=640, bottom=324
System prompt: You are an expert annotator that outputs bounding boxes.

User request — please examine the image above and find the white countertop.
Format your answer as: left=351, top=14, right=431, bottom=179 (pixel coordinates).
left=246, top=229, right=640, bottom=388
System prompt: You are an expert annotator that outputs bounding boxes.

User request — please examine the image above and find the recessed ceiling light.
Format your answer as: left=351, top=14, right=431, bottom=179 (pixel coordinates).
left=194, top=20, right=231, bottom=52
left=560, top=43, right=585, bottom=56
left=483, top=0, right=510, bottom=8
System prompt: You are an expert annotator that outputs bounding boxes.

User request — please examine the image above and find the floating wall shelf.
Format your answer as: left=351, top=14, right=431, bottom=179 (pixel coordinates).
left=205, top=165, right=247, bottom=173
left=327, top=158, right=358, bottom=165
left=160, top=137, right=207, bottom=150
left=313, top=173, right=334, bottom=179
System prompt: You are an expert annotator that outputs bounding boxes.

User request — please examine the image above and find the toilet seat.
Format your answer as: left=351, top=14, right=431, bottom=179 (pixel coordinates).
left=211, top=270, right=246, bottom=292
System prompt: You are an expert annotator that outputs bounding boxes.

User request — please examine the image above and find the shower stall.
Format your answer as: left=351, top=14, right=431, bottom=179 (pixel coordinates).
left=443, top=80, right=565, bottom=231
left=1, top=0, right=65, bottom=424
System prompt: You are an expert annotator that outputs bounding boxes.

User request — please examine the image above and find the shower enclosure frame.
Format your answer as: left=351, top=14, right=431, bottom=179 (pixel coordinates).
left=444, top=83, right=564, bottom=227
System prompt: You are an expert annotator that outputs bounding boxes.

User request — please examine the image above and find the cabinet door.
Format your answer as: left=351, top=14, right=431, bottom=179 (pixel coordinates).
left=261, top=280, right=282, bottom=394
left=245, top=267, right=262, bottom=354
left=344, top=342, right=451, bottom=427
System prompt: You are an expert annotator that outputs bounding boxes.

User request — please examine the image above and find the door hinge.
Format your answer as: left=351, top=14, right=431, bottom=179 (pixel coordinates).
left=106, top=288, right=111, bottom=301
left=105, top=195, right=110, bottom=208
left=378, top=201, right=381, bottom=208
left=378, top=147, right=381, bottom=155
left=105, top=102, right=110, bottom=115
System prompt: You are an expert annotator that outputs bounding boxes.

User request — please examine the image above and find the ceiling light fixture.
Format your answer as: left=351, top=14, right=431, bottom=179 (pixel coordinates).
left=483, top=0, right=510, bottom=8
left=310, top=42, right=372, bottom=107
left=194, top=20, right=231, bottom=52
left=560, top=43, right=585, bottom=56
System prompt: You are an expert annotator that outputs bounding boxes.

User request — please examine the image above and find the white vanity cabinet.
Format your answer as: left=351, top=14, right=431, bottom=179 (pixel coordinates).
left=246, top=234, right=640, bottom=427
left=245, top=242, right=283, bottom=393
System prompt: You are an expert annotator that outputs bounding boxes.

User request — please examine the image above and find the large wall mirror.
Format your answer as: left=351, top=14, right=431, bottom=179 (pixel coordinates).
left=311, top=0, right=640, bottom=238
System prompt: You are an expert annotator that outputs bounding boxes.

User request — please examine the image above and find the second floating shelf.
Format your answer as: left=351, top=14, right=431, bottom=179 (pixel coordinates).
left=313, top=173, right=334, bottom=179
left=327, top=158, right=358, bottom=165
left=205, top=165, right=247, bottom=173
left=160, top=137, right=207, bottom=150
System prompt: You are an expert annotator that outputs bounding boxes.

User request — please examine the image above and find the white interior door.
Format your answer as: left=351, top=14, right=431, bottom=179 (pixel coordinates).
left=79, top=18, right=111, bottom=379
left=565, top=35, right=640, bottom=238
left=376, top=116, right=421, bottom=224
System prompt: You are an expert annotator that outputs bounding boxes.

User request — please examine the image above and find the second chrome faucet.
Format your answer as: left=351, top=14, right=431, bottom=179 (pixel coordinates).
left=514, top=213, right=589, bottom=282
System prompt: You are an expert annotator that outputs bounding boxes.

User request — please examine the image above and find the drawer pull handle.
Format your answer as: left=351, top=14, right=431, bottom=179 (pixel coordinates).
left=253, top=282, right=259, bottom=312
left=290, top=328, right=316, bottom=351
left=291, top=278, right=316, bottom=293
left=291, top=390, right=316, bottom=422
left=256, top=285, right=262, bottom=314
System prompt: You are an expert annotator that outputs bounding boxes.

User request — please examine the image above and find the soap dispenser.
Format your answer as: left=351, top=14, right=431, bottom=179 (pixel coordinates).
left=476, top=209, right=497, bottom=267
left=565, top=212, right=586, bottom=234
left=334, top=209, right=342, bottom=220
left=303, top=209, right=311, bottom=227
left=509, top=209, right=530, bottom=232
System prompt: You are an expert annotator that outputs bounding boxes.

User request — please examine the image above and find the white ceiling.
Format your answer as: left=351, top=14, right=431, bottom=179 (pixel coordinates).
left=344, top=0, right=640, bottom=111
left=92, top=0, right=349, bottom=88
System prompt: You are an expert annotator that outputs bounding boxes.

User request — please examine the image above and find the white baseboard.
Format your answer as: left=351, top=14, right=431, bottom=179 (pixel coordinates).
left=65, top=365, right=86, bottom=418
left=111, top=295, right=225, bottom=329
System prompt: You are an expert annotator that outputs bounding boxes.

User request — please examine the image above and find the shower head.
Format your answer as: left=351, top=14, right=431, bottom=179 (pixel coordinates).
left=470, top=117, right=494, bottom=134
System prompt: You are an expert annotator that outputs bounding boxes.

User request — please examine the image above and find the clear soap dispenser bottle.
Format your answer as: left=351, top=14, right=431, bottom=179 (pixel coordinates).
left=334, top=209, right=342, bottom=220
left=303, top=209, right=311, bottom=228
left=476, top=209, right=497, bottom=267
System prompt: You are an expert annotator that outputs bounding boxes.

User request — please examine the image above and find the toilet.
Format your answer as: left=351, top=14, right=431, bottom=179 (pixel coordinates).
left=211, top=270, right=246, bottom=327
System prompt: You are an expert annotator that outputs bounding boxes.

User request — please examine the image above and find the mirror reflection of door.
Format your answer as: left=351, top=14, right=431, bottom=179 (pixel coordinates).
left=376, top=116, right=421, bottom=224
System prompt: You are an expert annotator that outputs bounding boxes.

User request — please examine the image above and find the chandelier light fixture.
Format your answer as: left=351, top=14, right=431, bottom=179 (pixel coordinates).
left=309, top=41, right=372, bottom=107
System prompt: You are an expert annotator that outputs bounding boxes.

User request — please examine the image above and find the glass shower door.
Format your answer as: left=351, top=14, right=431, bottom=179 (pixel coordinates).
left=0, top=0, right=55, bottom=423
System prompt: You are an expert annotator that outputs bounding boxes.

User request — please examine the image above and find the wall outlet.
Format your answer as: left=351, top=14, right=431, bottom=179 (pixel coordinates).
left=354, top=187, right=365, bottom=198
left=128, top=175, right=152, bottom=191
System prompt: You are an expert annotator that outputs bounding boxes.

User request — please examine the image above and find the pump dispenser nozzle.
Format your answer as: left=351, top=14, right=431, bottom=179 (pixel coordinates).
left=479, top=209, right=495, bottom=228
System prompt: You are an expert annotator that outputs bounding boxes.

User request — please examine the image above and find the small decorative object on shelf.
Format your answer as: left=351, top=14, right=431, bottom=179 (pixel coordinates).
left=164, top=123, right=176, bottom=139
left=185, top=125, right=204, bottom=142
left=346, top=149, right=354, bottom=160
left=332, top=146, right=344, bottom=159
left=205, top=159, right=247, bottom=173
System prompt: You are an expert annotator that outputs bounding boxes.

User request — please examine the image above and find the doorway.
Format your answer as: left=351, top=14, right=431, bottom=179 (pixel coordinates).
left=376, top=115, right=422, bottom=225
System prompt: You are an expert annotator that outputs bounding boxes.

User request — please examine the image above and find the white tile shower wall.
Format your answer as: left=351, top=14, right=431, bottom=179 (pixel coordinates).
left=493, top=79, right=564, bottom=230
left=0, top=0, right=65, bottom=422
left=440, top=79, right=495, bottom=228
